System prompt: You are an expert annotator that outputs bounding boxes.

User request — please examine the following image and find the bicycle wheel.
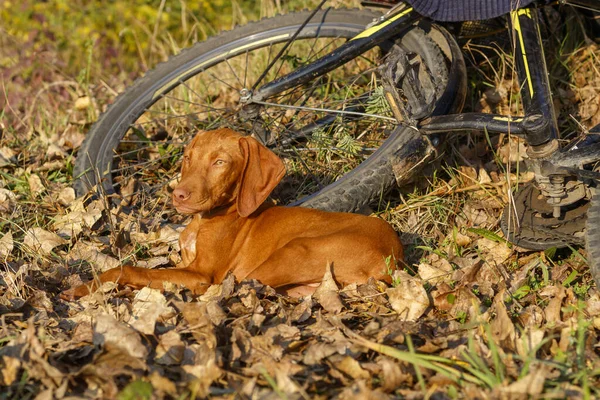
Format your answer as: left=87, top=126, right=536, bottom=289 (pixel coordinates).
left=74, top=8, right=452, bottom=218
left=586, top=189, right=600, bottom=286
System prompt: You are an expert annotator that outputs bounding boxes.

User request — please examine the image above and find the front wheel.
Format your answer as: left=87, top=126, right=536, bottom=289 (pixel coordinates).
left=74, top=8, right=457, bottom=218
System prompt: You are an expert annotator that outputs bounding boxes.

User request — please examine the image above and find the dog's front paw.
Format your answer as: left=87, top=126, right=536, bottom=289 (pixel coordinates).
left=60, top=283, right=96, bottom=301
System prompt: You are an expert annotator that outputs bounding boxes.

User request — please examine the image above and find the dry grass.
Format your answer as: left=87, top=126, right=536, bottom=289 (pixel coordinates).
left=1, top=1, right=600, bottom=399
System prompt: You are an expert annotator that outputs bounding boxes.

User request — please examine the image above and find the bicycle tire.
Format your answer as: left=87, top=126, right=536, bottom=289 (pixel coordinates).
left=74, top=9, right=455, bottom=214
left=586, top=189, right=600, bottom=287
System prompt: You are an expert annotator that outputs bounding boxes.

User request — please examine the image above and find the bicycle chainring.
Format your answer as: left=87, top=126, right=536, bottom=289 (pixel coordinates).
left=501, top=183, right=589, bottom=250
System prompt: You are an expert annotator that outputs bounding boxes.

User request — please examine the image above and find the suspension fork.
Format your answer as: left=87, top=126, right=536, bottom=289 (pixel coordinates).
left=510, top=7, right=569, bottom=216
left=509, top=7, right=559, bottom=157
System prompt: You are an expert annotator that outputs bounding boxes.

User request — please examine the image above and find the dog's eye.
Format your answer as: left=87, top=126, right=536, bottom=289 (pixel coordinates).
left=183, top=155, right=190, bottom=163
left=213, top=159, right=226, bottom=166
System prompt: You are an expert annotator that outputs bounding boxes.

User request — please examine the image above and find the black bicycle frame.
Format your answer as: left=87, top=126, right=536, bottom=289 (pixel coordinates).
left=252, top=6, right=419, bottom=102
left=248, top=2, right=600, bottom=176
left=421, top=7, right=560, bottom=155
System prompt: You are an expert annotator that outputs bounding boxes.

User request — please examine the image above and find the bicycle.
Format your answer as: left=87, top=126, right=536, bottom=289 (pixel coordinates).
left=73, top=0, right=600, bottom=285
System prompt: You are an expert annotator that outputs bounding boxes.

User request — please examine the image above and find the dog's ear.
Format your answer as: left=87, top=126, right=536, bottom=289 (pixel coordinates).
left=237, top=136, right=285, bottom=217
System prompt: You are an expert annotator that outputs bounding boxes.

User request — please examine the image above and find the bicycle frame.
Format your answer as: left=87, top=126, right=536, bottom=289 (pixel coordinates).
left=245, top=1, right=600, bottom=185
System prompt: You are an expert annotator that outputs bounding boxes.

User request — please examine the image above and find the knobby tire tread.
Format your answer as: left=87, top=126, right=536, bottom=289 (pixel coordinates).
left=586, top=189, right=600, bottom=288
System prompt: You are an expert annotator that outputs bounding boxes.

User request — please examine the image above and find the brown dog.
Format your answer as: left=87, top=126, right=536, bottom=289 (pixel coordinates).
left=62, top=128, right=403, bottom=299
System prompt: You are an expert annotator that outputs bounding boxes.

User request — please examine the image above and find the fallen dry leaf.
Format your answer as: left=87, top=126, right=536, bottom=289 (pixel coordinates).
left=542, top=285, right=566, bottom=325
left=27, top=173, right=45, bottom=197
left=57, top=187, right=75, bottom=206
left=0, top=188, right=16, bottom=212
left=155, top=330, right=185, bottom=365
left=74, top=96, right=91, bottom=110
left=335, top=355, right=370, bottom=380
left=477, top=237, right=512, bottom=266
left=67, top=241, right=120, bottom=272
left=0, top=231, right=13, bottom=258
left=179, top=302, right=218, bottom=348
left=418, top=261, right=451, bottom=284
left=0, top=355, right=20, bottom=386
left=182, top=359, right=222, bottom=398
left=93, top=314, right=148, bottom=359
left=0, top=146, right=16, bottom=167
left=23, top=227, right=67, bottom=256
left=490, top=290, right=517, bottom=350
left=128, top=287, right=173, bottom=335
left=386, top=271, right=429, bottom=321
left=498, top=363, right=552, bottom=397
left=46, top=143, right=66, bottom=159
left=313, top=263, right=343, bottom=314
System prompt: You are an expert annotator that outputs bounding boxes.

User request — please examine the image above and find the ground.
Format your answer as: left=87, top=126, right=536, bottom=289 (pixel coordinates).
left=1, top=1, right=600, bottom=399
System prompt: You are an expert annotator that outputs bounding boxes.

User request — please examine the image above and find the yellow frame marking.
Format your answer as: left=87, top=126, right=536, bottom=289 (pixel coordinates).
left=351, top=7, right=413, bottom=41
left=510, top=9, right=534, bottom=98
left=493, top=116, right=524, bottom=122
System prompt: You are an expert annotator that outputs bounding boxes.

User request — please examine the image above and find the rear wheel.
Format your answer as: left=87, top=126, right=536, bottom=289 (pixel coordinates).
left=74, top=9, right=452, bottom=219
left=586, top=189, right=600, bottom=287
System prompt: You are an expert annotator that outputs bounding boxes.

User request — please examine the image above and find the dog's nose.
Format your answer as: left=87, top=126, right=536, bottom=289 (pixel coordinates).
left=173, top=187, right=191, bottom=201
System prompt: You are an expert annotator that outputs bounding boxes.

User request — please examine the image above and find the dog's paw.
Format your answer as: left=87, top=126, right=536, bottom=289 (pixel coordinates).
left=60, top=284, right=94, bottom=301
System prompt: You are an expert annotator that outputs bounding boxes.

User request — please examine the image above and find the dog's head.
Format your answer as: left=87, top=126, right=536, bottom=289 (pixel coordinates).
left=172, top=128, right=285, bottom=217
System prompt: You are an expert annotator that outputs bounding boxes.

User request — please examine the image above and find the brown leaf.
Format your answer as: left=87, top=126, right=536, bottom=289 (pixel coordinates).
left=498, top=363, right=552, bottom=396
left=290, top=297, right=314, bottom=323
left=19, top=323, right=64, bottom=389
left=0, top=188, right=16, bottom=212
left=23, top=227, right=67, bottom=256
left=477, top=237, right=512, bottom=266
left=0, top=231, right=13, bottom=258
left=0, top=146, right=16, bottom=167
left=338, top=381, right=389, bottom=400
left=516, top=328, right=545, bottom=357
left=448, top=287, right=481, bottom=321
left=417, top=261, right=451, bottom=285
left=93, top=314, right=148, bottom=359
left=432, top=283, right=456, bottom=312
left=0, top=356, right=20, bottom=386
left=77, top=346, right=147, bottom=397
left=199, top=272, right=235, bottom=302
left=148, top=371, right=178, bottom=396
left=518, top=305, right=545, bottom=328
left=179, top=302, right=217, bottom=348
left=127, top=287, right=173, bottom=335
left=303, top=328, right=351, bottom=365
left=313, top=263, right=343, bottom=314
left=27, top=174, right=45, bottom=197
left=155, top=330, right=185, bottom=365
left=57, top=187, right=75, bottom=206
left=490, top=290, right=516, bottom=350
left=206, top=300, right=227, bottom=326
left=182, top=359, right=222, bottom=397
left=74, top=96, right=91, bottom=110
left=67, top=241, right=119, bottom=272
left=379, top=356, right=412, bottom=392
left=386, top=271, right=429, bottom=321
left=46, top=143, right=66, bottom=159
left=542, top=285, right=566, bottom=325
left=54, top=199, right=102, bottom=237
left=335, top=356, right=370, bottom=380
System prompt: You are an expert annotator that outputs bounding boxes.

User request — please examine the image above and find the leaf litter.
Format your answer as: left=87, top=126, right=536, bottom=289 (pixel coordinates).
left=1, top=4, right=600, bottom=399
